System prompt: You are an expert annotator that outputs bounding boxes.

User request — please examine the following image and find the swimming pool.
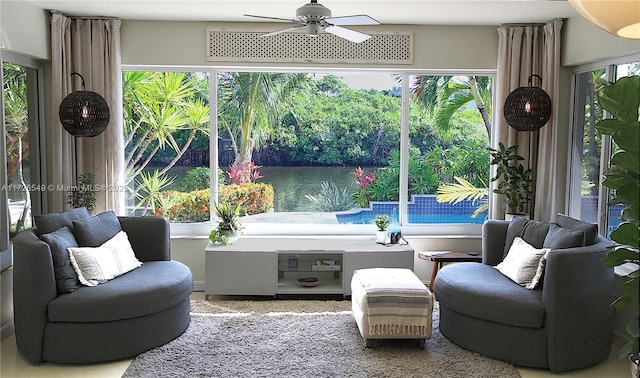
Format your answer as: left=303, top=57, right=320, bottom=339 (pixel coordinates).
left=335, top=195, right=487, bottom=225
left=336, top=211, right=485, bottom=224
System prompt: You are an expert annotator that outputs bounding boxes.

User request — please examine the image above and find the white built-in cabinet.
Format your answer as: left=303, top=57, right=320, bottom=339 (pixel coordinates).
left=205, top=237, right=414, bottom=297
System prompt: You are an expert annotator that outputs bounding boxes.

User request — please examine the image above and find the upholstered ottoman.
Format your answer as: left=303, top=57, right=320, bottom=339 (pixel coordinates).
left=351, top=268, right=433, bottom=348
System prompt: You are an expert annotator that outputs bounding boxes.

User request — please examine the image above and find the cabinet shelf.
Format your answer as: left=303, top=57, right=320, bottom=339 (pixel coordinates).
left=277, top=275, right=343, bottom=294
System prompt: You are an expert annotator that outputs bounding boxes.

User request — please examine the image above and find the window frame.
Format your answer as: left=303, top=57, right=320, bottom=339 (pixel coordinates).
left=0, top=51, right=45, bottom=269
left=567, top=54, right=639, bottom=237
left=123, top=65, right=494, bottom=237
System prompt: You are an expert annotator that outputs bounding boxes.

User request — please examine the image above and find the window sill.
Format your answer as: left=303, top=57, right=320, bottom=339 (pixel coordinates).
left=615, top=262, right=639, bottom=277
left=168, top=221, right=482, bottom=239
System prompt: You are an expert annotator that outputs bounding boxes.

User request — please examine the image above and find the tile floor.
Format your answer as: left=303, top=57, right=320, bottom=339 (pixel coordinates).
left=1, top=292, right=631, bottom=377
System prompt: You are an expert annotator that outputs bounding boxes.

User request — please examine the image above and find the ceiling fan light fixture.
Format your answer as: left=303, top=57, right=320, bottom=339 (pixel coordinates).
left=568, top=0, right=640, bottom=39
left=307, top=22, right=319, bottom=37
left=297, top=0, right=331, bottom=20
left=246, top=0, right=378, bottom=43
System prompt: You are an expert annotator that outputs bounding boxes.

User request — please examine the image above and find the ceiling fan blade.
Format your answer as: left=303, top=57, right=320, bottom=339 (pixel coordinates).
left=261, top=24, right=307, bottom=37
left=325, top=15, right=380, bottom=26
left=325, top=25, right=372, bottom=43
left=244, top=14, right=299, bottom=23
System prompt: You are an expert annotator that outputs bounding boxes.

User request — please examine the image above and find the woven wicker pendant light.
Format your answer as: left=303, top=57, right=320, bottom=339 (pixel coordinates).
left=59, top=73, right=110, bottom=137
left=503, top=74, right=552, bottom=131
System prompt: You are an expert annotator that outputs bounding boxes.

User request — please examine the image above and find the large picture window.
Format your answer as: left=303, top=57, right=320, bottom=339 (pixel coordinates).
left=123, top=71, right=211, bottom=220
left=122, top=68, right=493, bottom=234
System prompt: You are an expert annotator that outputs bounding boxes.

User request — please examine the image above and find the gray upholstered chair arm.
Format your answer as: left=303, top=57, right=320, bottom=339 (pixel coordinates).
left=482, top=220, right=509, bottom=266
left=118, top=216, right=171, bottom=262
left=542, top=241, right=614, bottom=371
left=12, top=229, right=58, bottom=363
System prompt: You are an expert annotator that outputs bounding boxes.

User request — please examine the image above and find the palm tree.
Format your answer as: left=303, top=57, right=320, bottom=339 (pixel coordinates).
left=217, top=72, right=306, bottom=183
left=123, top=71, right=210, bottom=191
left=584, top=69, right=607, bottom=195
left=413, top=75, right=493, bottom=213
left=3, top=63, right=30, bottom=233
left=411, top=75, right=492, bottom=139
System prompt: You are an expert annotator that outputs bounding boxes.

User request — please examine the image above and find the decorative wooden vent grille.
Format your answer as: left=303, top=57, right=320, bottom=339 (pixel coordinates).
left=206, top=29, right=413, bottom=64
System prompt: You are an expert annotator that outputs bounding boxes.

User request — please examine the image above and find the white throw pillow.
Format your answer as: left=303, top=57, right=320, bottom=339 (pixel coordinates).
left=495, top=236, right=549, bottom=289
left=68, top=231, right=142, bottom=286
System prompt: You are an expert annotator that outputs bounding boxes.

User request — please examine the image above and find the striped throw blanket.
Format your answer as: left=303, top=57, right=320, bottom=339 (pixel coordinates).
left=356, top=268, right=432, bottom=337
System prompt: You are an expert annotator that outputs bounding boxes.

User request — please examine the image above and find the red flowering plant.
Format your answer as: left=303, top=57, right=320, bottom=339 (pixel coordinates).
left=352, top=166, right=377, bottom=207
left=228, top=162, right=263, bottom=184
left=223, top=161, right=271, bottom=215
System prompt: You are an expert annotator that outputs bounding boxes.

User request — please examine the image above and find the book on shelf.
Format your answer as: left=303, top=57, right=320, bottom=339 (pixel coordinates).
left=312, top=259, right=341, bottom=271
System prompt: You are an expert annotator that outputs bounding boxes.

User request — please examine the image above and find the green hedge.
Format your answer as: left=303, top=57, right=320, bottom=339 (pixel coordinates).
left=155, top=189, right=210, bottom=222
left=219, top=183, right=274, bottom=215
left=156, top=183, right=274, bottom=222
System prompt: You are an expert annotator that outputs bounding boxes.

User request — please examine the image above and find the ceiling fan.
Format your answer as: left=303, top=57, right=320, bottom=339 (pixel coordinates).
left=244, top=0, right=380, bottom=43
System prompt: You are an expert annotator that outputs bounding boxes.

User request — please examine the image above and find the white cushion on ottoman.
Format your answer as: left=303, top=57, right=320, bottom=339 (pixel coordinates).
left=351, top=268, right=433, bottom=345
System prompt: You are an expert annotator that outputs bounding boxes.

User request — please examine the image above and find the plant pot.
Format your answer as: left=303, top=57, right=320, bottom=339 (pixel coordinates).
left=631, top=353, right=639, bottom=378
left=375, top=230, right=387, bottom=244
left=505, top=213, right=529, bottom=221
left=221, top=230, right=239, bottom=245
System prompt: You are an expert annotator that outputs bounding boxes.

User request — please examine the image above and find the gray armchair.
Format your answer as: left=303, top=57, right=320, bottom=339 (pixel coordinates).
left=13, top=210, right=193, bottom=364
left=434, top=217, right=614, bottom=372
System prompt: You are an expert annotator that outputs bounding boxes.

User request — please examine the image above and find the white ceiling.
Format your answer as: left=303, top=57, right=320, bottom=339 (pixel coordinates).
left=24, top=0, right=577, bottom=25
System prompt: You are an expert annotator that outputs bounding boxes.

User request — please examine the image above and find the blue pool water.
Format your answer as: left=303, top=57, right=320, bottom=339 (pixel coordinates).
left=336, top=195, right=486, bottom=225
left=337, top=211, right=485, bottom=225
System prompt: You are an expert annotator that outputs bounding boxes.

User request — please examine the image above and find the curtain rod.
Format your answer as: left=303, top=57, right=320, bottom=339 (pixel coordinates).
left=51, top=10, right=118, bottom=20
left=500, top=23, right=545, bottom=27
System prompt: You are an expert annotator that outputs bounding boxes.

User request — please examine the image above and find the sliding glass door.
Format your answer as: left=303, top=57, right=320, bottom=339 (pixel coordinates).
left=569, top=61, right=639, bottom=236
left=1, top=53, right=44, bottom=257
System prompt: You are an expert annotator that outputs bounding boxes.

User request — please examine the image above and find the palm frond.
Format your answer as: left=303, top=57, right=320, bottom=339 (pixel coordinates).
left=436, top=177, right=488, bottom=205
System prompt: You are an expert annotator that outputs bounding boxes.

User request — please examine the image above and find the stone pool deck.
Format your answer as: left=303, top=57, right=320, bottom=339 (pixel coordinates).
left=241, top=211, right=339, bottom=224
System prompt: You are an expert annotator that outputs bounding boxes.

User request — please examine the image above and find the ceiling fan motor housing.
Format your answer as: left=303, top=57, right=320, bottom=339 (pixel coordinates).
left=297, top=2, right=331, bottom=21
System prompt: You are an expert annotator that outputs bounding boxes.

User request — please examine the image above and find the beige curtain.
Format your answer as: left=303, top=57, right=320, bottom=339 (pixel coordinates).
left=492, top=19, right=563, bottom=221
left=50, top=12, right=124, bottom=214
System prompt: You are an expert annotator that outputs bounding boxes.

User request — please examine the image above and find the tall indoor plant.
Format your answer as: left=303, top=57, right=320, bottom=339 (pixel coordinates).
left=67, top=172, right=97, bottom=213
left=488, top=142, right=533, bottom=218
left=596, top=76, right=639, bottom=371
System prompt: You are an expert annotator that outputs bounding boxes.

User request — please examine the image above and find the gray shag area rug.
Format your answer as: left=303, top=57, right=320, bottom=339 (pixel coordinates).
left=123, top=299, right=520, bottom=378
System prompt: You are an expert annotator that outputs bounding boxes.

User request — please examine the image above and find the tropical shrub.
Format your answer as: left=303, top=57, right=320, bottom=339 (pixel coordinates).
left=135, top=170, right=175, bottom=216
left=180, top=167, right=210, bottom=191
left=305, top=180, right=355, bottom=212
left=352, top=166, right=377, bottom=207
left=155, top=189, right=210, bottom=222
left=180, top=167, right=226, bottom=190
left=158, top=189, right=209, bottom=222
left=219, top=183, right=274, bottom=216
left=155, top=181, right=275, bottom=221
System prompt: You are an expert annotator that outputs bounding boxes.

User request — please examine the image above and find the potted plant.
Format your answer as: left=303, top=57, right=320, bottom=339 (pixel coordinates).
left=209, top=201, right=242, bottom=245
left=596, top=75, right=639, bottom=375
left=67, top=172, right=97, bottom=213
left=374, top=214, right=390, bottom=243
left=488, top=143, right=533, bottom=219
